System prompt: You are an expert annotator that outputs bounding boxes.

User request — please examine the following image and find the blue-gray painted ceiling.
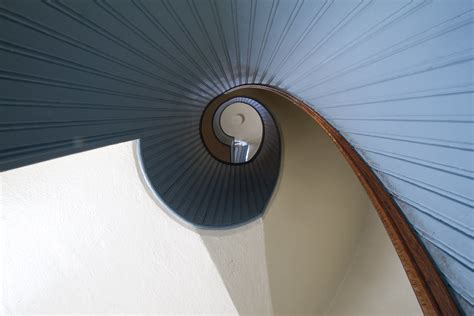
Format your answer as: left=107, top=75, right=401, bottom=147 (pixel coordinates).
left=0, top=0, right=472, bottom=312
left=139, top=96, right=281, bottom=227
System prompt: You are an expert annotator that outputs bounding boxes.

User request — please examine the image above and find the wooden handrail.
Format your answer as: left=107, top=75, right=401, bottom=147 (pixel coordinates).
left=221, top=84, right=460, bottom=316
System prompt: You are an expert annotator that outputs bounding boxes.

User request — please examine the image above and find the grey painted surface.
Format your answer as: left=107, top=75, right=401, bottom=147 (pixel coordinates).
left=139, top=97, right=280, bottom=227
left=0, top=0, right=472, bottom=311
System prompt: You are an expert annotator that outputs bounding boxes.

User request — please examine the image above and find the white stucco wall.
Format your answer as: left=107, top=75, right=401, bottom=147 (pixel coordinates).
left=1, top=141, right=237, bottom=314
left=201, top=220, right=273, bottom=315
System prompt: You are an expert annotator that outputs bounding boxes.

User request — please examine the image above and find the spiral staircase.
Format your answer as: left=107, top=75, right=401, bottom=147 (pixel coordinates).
left=0, top=0, right=472, bottom=314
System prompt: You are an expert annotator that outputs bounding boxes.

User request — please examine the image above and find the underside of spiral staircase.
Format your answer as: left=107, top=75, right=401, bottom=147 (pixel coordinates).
left=1, top=0, right=472, bottom=314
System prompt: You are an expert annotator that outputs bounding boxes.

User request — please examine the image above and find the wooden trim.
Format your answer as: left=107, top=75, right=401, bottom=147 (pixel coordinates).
left=223, top=85, right=460, bottom=316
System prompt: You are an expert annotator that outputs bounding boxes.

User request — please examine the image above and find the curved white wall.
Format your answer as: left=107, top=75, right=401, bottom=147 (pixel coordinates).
left=1, top=142, right=237, bottom=314
left=327, top=205, right=422, bottom=316
left=260, top=90, right=421, bottom=315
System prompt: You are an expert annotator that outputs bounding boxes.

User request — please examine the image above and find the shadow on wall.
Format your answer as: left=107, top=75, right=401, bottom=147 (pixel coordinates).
left=200, top=89, right=421, bottom=315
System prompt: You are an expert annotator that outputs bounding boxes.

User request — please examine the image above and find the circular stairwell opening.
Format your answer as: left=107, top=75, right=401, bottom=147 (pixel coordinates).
left=201, top=97, right=272, bottom=165
left=136, top=95, right=281, bottom=228
left=215, top=101, right=263, bottom=163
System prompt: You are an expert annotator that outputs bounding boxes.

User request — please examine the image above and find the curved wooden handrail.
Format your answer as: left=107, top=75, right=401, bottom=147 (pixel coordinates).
left=221, top=84, right=460, bottom=316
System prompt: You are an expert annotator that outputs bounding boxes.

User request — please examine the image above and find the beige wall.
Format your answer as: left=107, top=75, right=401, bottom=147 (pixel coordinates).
left=261, top=91, right=371, bottom=315
left=201, top=220, right=274, bottom=315
left=203, top=88, right=421, bottom=315
left=1, top=142, right=238, bottom=314
left=326, top=205, right=422, bottom=315
left=242, top=88, right=420, bottom=315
